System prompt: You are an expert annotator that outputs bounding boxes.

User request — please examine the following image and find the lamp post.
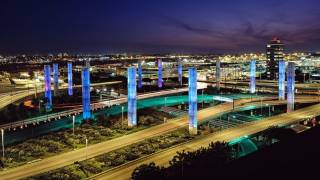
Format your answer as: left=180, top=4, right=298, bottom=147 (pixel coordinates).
left=202, top=89, right=204, bottom=108
left=268, top=104, right=271, bottom=117
left=1, top=129, right=4, bottom=159
left=260, top=97, right=263, bottom=116
left=121, top=106, right=124, bottom=128
left=72, top=115, right=75, bottom=135
left=85, top=138, right=88, bottom=160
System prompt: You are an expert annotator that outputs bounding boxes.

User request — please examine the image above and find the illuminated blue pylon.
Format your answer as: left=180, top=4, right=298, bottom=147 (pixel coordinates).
left=250, top=60, right=256, bottom=94
left=157, top=59, right=163, bottom=88
left=216, top=59, right=221, bottom=90
left=188, top=68, right=197, bottom=135
left=178, top=59, right=182, bottom=86
left=82, top=68, right=91, bottom=119
left=67, top=62, right=73, bottom=96
left=138, top=62, right=142, bottom=89
left=278, top=60, right=285, bottom=100
left=53, top=63, right=59, bottom=96
left=287, top=62, right=295, bottom=112
left=44, top=65, right=52, bottom=111
left=128, top=67, right=137, bottom=127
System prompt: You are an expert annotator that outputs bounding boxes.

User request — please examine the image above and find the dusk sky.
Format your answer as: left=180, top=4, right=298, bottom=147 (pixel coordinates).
left=1, top=0, right=320, bottom=54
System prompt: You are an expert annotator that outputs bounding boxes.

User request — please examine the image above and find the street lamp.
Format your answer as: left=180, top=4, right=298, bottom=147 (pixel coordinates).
left=266, top=104, right=271, bottom=117
left=260, top=97, right=263, bottom=116
left=85, top=138, right=88, bottom=160
left=72, top=115, right=75, bottom=135
left=202, top=89, right=204, bottom=108
left=121, top=106, right=124, bottom=128
left=1, top=129, right=4, bottom=159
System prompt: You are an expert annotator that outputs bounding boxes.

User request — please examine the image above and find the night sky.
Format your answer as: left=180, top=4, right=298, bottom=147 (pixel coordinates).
left=1, top=0, right=320, bottom=55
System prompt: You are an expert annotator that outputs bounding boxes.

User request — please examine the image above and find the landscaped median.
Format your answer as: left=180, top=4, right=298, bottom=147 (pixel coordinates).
left=26, top=127, right=214, bottom=179
left=0, top=109, right=165, bottom=170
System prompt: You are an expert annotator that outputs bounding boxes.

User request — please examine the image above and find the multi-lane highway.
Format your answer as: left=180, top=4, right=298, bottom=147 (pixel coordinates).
left=0, top=95, right=319, bottom=179
left=0, top=81, right=123, bottom=110
left=0, top=87, right=201, bottom=130
left=0, top=97, right=275, bottom=179
left=90, top=101, right=320, bottom=180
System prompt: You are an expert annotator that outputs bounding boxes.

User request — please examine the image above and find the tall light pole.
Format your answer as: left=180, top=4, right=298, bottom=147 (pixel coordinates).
left=202, top=89, right=204, bottom=108
left=85, top=138, right=88, bottom=160
left=1, top=129, right=4, bottom=159
left=260, top=97, right=263, bottom=116
left=72, top=115, right=75, bottom=135
left=121, top=106, right=124, bottom=128
left=267, top=104, right=271, bottom=117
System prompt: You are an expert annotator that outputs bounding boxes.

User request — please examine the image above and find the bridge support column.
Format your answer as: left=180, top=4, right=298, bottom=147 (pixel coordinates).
left=68, top=62, right=73, bottom=96
left=128, top=67, right=137, bottom=127
left=278, top=60, right=285, bottom=100
left=82, top=68, right=91, bottom=120
left=44, top=65, right=52, bottom=112
left=250, top=60, right=256, bottom=94
left=287, top=62, right=295, bottom=112
left=189, top=68, right=197, bottom=135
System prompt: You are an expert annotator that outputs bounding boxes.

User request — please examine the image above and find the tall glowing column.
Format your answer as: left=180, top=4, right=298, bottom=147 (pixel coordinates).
left=44, top=65, right=52, bottom=111
left=128, top=67, right=137, bottom=127
left=188, top=68, right=197, bottom=135
left=82, top=68, right=91, bottom=120
left=250, top=60, right=256, bottom=94
left=178, top=59, right=183, bottom=86
left=157, top=59, right=163, bottom=88
left=278, top=60, right=285, bottom=100
left=216, top=59, right=221, bottom=90
left=53, top=63, right=59, bottom=96
left=138, top=62, right=142, bottom=89
left=287, top=62, right=295, bottom=112
left=67, top=62, right=73, bottom=96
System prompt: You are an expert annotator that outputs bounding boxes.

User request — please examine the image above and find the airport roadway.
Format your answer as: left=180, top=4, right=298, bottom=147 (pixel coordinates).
left=0, top=95, right=318, bottom=179
left=0, top=97, right=274, bottom=179
left=90, top=101, right=320, bottom=180
left=0, top=81, right=122, bottom=110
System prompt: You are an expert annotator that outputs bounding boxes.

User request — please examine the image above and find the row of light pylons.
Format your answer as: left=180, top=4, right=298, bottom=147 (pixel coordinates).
left=44, top=62, right=91, bottom=120
left=43, top=62, right=73, bottom=111
left=248, top=59, right=295, bottom=112
left=127, top=60, right=197, bottom=135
